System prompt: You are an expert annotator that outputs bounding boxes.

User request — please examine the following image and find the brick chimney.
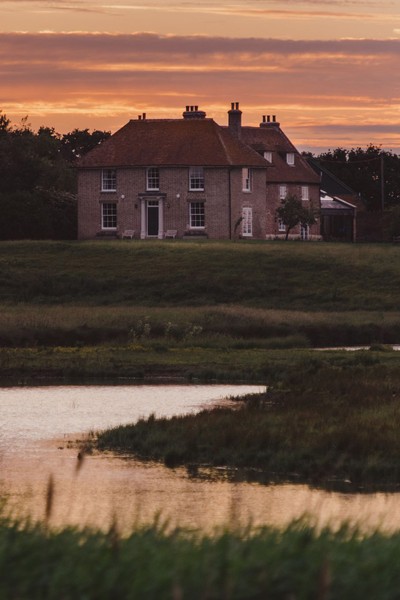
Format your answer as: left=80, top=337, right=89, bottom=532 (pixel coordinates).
left=182, top=105, right=207, bottom=119
left=228, top=102, right=242, bottom=138
left=260, top=115, right=280, bottom=128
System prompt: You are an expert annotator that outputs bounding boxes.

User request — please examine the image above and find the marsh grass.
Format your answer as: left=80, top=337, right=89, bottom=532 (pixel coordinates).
left=97, top=364, right=400, bottom=485
left=1, top=344, right=397, bottom=383
left=3, top=514, right=400, bottom=599
left=0, top=304, right=399, bottom=348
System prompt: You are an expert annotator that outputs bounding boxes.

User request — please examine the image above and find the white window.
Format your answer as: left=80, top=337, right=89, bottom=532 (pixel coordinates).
left=101, top=169, right=116, bottom=191
left=242, top=207, right=253, bottom=237
left=147, top=167, right=159, bottom=191
left=264, top=151, right=272, bottom=163
left=278, top=218, right=286, bottom=232
left=301, top=186, right=309, bottom=201
left=279, top=185, right=287, bottom=200
left=300, top=223, right=309, bottom=240
left=242, top=168, right=252, bottom=192
left=189, top=167, right=204, bottom=191
left=286, top=153, right=295, bottom=166
left=190, top=202, right=205, bottom=228
left=102, top=203, right=117, bottom=229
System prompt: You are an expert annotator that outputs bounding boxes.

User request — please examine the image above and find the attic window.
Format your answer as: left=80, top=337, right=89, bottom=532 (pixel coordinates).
left=286, top=153, right=295, bottom=166
left=264, top=151, right=272, bottom=163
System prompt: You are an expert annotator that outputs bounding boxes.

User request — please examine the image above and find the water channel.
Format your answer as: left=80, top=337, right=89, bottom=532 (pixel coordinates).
left=1, top=383, right=400, bottom=535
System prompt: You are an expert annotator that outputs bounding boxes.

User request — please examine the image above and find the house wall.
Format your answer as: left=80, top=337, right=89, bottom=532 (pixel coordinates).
left=78, top=167, right=321, bottom=241
left=78, top=166, right=233, bottom=240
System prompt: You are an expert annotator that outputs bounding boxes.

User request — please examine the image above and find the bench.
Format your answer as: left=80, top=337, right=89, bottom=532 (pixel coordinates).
left=165, top=230, right=178, bottom=239
left=121, top=229, right=135, bottom=239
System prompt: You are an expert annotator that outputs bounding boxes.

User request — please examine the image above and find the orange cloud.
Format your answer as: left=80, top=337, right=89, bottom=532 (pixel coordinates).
left=0, top=32, right=399, bottom=152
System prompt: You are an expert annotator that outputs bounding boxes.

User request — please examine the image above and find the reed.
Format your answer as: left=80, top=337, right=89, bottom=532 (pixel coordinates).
left=2, top=514, right=400, bottom=599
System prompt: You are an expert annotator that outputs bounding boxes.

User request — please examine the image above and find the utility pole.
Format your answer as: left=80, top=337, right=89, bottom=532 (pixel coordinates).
left=381, top=154, right=385, bottom=212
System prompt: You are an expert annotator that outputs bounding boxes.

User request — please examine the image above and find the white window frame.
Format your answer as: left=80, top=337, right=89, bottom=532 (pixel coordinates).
left=189, top=167, right=204, bottom=191
left=242, top=207, right=253, bottom=237
left=300, top=223, right=309, bottom=240
left=101, top=202, right=117, bottom=230
left=146, top=167, right=160, bottom=191
left=101, top=169, right=116, bottom=192
left=264, top=151, right=272, bottom=163
left=189, top=201, right=205, bottom=228
left=278, top=218, right=286, bottom=232
left=301, top=186, right=309, bottom=201
left=242, top=168, right=252, bottom=192
left=279, top=185, right=287, bottom=200
left=286, top=153, right=295, bottom=166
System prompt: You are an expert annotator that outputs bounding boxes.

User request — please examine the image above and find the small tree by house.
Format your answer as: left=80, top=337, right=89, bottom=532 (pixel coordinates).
left=276, top=194, right=317, bottom=240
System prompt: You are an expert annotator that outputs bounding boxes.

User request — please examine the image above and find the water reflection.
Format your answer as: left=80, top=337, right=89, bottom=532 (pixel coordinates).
left=1, top=384, right=400, bottom=534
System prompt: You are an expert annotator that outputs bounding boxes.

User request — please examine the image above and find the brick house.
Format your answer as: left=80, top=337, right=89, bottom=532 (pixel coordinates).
left=77, top=103, right=321, bottom=240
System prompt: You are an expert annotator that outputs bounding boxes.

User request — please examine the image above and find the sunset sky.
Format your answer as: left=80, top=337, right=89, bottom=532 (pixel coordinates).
left=1, top=0, right=400, bottom=152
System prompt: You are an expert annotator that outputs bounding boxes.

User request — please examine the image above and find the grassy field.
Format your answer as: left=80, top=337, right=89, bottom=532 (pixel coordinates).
left=3, top=240, right=400, bottom=596
left=3, top=514, right=400, bottom=599
left=1, top=240, right=400, bottom=353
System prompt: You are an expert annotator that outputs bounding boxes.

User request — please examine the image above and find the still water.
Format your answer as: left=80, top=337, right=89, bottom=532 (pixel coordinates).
left=1, top=383, right=400, bottom=534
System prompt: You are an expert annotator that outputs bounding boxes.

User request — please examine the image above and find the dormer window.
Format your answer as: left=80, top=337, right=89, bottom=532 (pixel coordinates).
left=102, top=169, right=116, bottom=191
left=264, top=151, right=272, bottom=163
left=286, top=153, right=295, bottom=166
left=189, top=167, right=204, bottom=191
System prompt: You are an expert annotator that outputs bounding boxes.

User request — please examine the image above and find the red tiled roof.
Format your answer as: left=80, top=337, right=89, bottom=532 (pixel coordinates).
left=240, top=125, right=320, bottom=184
left=78, top=118, right=267, bottom=169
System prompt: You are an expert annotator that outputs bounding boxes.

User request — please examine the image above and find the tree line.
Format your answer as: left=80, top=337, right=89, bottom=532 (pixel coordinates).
left=0, top=113, right=110, bottom=240
left=305, top=145, right=400, bottom=211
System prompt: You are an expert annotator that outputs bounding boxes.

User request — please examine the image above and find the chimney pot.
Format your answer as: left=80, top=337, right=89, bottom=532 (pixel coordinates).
left=143, top=113, right=146, bottom=120
left=231, top=102, right=235, bottom=110
left=182, top=105, right=207, bottom=119
left=273, top=115, right=276, bottom=122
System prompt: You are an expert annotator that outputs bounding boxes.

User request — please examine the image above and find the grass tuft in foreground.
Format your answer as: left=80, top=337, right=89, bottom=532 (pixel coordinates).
left=3, top=515, right=400, bottom=599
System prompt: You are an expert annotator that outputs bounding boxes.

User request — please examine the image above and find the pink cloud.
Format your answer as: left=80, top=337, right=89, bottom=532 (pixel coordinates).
left=0, top=32, right=398, bottom=150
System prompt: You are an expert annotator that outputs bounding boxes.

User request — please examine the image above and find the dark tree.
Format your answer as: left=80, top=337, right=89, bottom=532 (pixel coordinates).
left=316, top=145, right=400, bottom=210
left=276, top=195, right=317, bottom=240
left=61, top=128, right=111, bottom=162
